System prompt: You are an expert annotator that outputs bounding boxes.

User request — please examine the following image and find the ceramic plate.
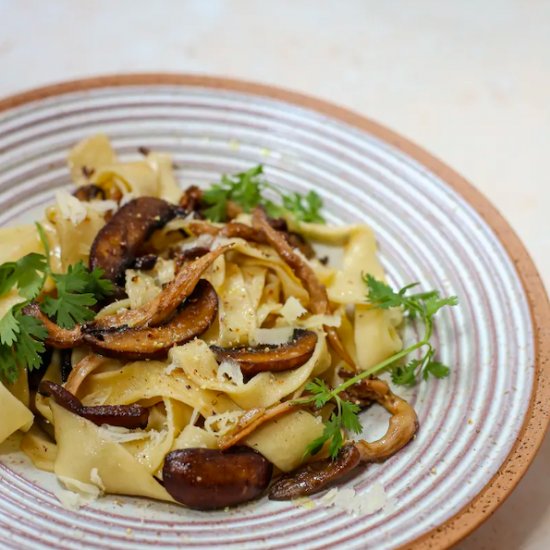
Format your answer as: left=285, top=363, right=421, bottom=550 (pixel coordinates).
left=0, top=76, right=548, bottom=550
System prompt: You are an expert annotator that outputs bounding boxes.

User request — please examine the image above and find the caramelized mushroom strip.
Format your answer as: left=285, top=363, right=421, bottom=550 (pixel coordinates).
left=187, top=220, right=315, bottom=258
left=179, top=185, right=203, bottom=212
left=163, top=447, right=273, bottom=510
left=339, top=376, right=390, bottom=410
left=22, top=303, right=82, bottom=348
left=269, top=444, right=361, bottom=500
left=211, top=329, right=317, bottom=377
left=83, top=280, right=218, bottom=360
left=217, top=401, right=297, bottom=450
left=89, top=197, right=179, bottom=283
left=64, top=354, right=110, bottom=395
left=252, top=207, right=355, bottom=369
left=39, top=381, right=149, bottom=429
left=89, top=245, right=230, bottom=330
left=355, top=379, right=419, bottom=463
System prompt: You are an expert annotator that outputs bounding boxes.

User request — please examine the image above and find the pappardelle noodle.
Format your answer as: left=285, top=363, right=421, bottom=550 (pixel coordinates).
left=0, top=135, right=457, bottom=509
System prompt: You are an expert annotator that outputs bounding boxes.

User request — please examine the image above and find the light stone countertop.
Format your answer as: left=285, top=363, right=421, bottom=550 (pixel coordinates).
left=0, top=1, right=548, bottom=548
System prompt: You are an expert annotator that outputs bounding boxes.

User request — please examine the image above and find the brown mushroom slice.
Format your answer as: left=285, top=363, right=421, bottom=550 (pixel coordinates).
left=355, top=379, right=419, bottom=463
left=83, top=280, right=218, bottom=360
left=211, top=329, right=317, bottom=377
left=163, top=447, right=273, bottom=510
left=38, top=380, right=149, bottom=429
left=89, top=197, right=179, bottom=283
left=269, top=443, right=361, bottom=500
left=89, top=245, right=230, bottom=330
left=252, top=207, right=356, bottom=369
left=217, top=401, right=297, bottom=451
left=179, top=185, right=203, bottom=212
left=339, top=375, right=390, bottom=410
left=22, top=303, right=82, bottom=348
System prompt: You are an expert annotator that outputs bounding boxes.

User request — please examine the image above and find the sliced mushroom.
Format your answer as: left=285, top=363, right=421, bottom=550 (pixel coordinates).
left=163, top=447, right=273, bottom=510
left=83, top=280, right=218, bottom=360
left=339, top=375, right=390, bottom=410
left=88, top=245, right=230, bottom=330
left=89, top=197, right=179, bottom=284
left=211, top=329, right=317, bottom=377
left=217, top=401, right=297, bottom=450
left=39, top=380, right=149, bottom=429
left=269, top=443, right=361, bottom=500
left=132, top=254, right=158, bottom=270
left=22, top=303, right=82, bottom=348
left=252, top=207, right=355, bottom=369
left=179, top=185, right=203, bottom=212
left=355, top=379, right=419, bottom=463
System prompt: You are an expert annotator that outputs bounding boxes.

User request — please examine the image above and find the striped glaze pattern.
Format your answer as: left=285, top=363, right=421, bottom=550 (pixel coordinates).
left=0, top=85, right=535, bottom=549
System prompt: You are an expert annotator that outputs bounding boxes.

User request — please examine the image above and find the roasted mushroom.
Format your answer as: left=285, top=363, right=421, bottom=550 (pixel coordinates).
left=89, top=197, right=179, bottom=284
left=252, top=207, right=355, bottom=369
left=22, top=303, right=82, bottom=348
left=39, top=381, right=149, bottom=429
left=88, top=245, right=230, bottom=330
left=83, top=280, right=218, bottom=360
left=269, top=444, right=361, bottom=500
left=179, top=185, right=203, bottom=212
left=267, top=378, right=419, bottom=500
left=163, top=447, right=273, bottom=510
left=211, top=329, right=317, bottom=377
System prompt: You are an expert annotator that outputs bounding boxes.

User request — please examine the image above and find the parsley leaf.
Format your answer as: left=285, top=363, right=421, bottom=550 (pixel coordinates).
left=40, top=261, right=114, bottom=329
left=200, top=165, right=326, bottom=224
left=0, top=310, right=47, bottom=384
left=0, top=253, right=49, bottom=300
left=41, top=292, right=96, bottom=329
left=0, top=309, right=20, bottom=346
left=297, top=276, right=458, bottom=458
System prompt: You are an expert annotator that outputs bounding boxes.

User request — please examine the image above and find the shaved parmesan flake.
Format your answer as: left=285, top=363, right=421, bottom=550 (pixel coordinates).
left=320, top=482, right=388, bottom=516
left=204, top=411, right=243, bottom=436
left=55, top=475, right=102, bottom=510
left=280, top=296, right=307, bottom=323
left=90, top=468, right=106, bottom=491
left=251, top=327, right=294, bottom=346
left=55, top=190, right=87, bottom=225
left=86, top=199, right=118, bottom=215
left=292, top=496, right=317, bottom=510
left=217, top=360, right=244, bottom=386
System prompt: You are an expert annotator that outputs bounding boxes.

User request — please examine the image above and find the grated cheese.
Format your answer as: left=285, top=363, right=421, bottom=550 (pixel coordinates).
left=55, top=190, right=87, bottom=225
left=280, top=296, right=307, bottom=323
left=204, top=411, right=243, bottom=436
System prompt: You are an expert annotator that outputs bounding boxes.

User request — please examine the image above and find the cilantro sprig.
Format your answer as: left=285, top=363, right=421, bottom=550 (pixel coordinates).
left=298, top=276, right=458, bottom=458
left=0, top=224, right=114, bottom=383
left=201, top=165, right=325, bottom=224
left=41, top=262, right=114, bottom=329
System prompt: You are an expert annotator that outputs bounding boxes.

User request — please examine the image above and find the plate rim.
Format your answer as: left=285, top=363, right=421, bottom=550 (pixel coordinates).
left=0, top=73, right=548, bottom=549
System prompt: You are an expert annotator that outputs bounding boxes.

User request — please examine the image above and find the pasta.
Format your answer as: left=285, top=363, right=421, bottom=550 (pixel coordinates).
left=0, top=135, right=437, bottom=511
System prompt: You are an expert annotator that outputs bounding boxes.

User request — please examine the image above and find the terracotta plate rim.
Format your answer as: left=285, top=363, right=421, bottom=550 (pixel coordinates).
left=0, top=73, right=548, bottom=549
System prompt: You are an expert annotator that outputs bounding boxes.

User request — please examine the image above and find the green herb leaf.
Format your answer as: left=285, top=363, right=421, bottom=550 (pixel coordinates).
left=0, top=252, right=49, bottom=300
left=0, top=309, right=20, bottom=346
left=423, top=360, right=450, bottom=380
left=200, top=165, right=325, bottom=224
left=391, top=359, right=420, bottom=386
left=41, top=292, right=97, bottom=329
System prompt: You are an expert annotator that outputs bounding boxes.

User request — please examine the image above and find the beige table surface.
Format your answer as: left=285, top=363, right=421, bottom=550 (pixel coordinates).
left=0, top=1, right=548, bottom=548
